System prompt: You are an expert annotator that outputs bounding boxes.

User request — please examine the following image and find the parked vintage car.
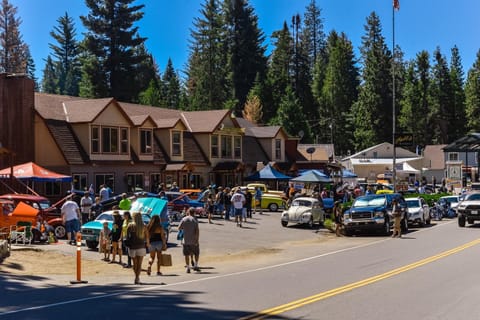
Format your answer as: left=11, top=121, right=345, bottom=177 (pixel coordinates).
left=343, top=193, right=409, bottom=236
left=281, top=197, right=325, bottom=228
left=405, top=197, right=431, bottom=227
left=231, top=186, right=287, bottom=212
left=0, top=194, right=65, bottom=239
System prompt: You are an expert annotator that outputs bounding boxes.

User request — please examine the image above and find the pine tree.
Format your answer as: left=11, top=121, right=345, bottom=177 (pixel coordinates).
left=243, top=93, right=263, bottom=124
left=139, top=79, right=161, bottom=107
left=265, top=22, right=293, bottom=121
left=465, top=50, right=480, bottom=131
left=41, top=55, right=57, bottom=93
left=80, top=0, right=148, bottom=102
left=25, top=48, right=38, bottom=90
left=449, top=45, right=466, bottom=140
left=49, top=12, right=80, bottom=96
left=0, top=0, right=29, bottom=73
left=320, top=31, right=359, bottom=156
left=162, top=58, right=181, bottom=109
left=224, top=0, right=267, bottom=116
left=430, top=47, right=454, bottom=143
left=352, top=12, right=392, bottom=150
left=186, top=0, right=229, bottom=110
left=300, top=0, right=326, bottom=72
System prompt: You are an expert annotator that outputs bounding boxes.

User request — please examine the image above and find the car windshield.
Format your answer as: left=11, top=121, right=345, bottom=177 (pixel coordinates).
left=352, top=196, right=386, bottom=207
left=291, top=199, right=313, bottom=207
left=95, top=213, right=114, bottom=221
left=39, top=200, right=51, bottom=210
left=406, top=199, right=420, bottom=208
left=442, top=197, right=459, bottom=204
left=465, top=193, right=480, bottom=201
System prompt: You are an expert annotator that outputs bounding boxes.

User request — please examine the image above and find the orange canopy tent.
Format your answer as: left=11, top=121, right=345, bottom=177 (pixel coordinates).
left=0, top=162, right=72, bottom=182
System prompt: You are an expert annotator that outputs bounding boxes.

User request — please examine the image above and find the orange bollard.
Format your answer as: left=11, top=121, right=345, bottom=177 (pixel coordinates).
left=70, top=232, right=88, bottom=284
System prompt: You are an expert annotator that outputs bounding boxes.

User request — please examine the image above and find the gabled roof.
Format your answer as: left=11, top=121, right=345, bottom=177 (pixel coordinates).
left=443, top=133, right=480, bottom=152
left=343, top=142, right=418, bottom=160
left=181, top=109, right=232, bottom=133
left=245, top=126, right=284, bottom=138
left=63, top=98, right=114, bottom=123
left=35, top=93, right=84, bottom=121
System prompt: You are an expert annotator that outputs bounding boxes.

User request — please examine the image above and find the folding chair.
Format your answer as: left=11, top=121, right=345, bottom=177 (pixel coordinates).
left=10, top=221, right=33, bottom=245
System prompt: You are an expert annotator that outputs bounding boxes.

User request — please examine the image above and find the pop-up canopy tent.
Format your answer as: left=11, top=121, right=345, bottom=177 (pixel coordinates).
left=0, top=162, right=72, bottom=182
left=244, top=164, right=292, bottom=181
left=290, top=170, right=333, bottom=183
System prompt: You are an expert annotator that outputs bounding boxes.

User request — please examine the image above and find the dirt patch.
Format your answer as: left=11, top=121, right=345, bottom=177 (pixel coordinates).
left=0, top=248, right=132, bottom=276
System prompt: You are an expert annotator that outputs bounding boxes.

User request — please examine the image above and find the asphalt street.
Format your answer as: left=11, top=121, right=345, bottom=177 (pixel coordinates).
left=3, top=213, right=479, bottom=320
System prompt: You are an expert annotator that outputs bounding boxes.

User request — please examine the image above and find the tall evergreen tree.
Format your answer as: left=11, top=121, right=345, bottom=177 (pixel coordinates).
left=300, top=0, right=326, bottom=72
left=25, top=48, right=38, bottom=90
left=80, top=0, right=148, bottom=102
left=49, top=12, right=80, bottom=96
left=41, top=55, right=57, bottom=93
left=186, top=0, right=228, bottom=110
left=430, top=47, right=454, bottom=143
left=352, top=12, right=392, bottom=151
left=0, top=0, right=29, bottom=73
left=139, top=79, right=161, bottom=107
left=161, top=58, right=181, bottom=109
left=465, top=50, right=480, bottom=131
left=319, top=31, right=359, bottom=156
left=398, top=51, right=432, bottom=147
left=265, top=22, right=292, bottom=121
left=449, top=45, right=466, bottom=140
left=224, top=0, right=267, bottom=116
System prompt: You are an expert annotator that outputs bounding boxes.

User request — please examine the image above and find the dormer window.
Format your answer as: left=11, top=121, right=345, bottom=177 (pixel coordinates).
left=91, top=125, right=128, bottom=155
left=140, top=129, right=153, bottom=154
left=172, top=130, right=182, bottom=156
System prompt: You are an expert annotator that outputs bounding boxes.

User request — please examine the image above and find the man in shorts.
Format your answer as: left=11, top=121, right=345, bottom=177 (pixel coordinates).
left=231, top=188, right=246, bottom=227
left=61, top=196, right=81, bottom=245
left=178, top=207, right=200, bottom=273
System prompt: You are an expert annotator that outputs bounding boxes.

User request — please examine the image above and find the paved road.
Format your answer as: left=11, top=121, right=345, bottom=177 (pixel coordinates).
left=3, top=214, right=478, bottom=320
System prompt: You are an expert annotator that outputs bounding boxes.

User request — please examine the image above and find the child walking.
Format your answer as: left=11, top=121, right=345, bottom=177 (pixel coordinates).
left=99, top=221, right=111, bottom=261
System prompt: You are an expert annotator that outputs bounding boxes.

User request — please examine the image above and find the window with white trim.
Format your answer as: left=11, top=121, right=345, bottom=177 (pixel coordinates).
left=172, top=131, right=182, bottom=156
left=221, top=135, right=232, bottom=158
left=448, top=152, right=459, bottom=161
left=211, top=135, right=219, bottom=158
left=91, top=126, right=100, bottom=153
left=234, top=136, right=241, bottom=159
left=140, top=129, right=153, bottom=154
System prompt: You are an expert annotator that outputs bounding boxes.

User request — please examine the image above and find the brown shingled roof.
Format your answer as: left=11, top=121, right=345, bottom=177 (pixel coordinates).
left=245, top=126, right=283, bottom=138
left=181, top=109, right=231, bottom=133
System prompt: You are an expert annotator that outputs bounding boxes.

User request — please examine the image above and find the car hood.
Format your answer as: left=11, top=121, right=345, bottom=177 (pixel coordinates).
left=286, top=206, right=311, bottom=219
left=81, top=220, right=112, bottom=231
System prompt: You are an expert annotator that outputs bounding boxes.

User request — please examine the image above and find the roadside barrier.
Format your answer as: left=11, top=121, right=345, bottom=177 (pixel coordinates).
left=70, top=232, right=88, bottom=284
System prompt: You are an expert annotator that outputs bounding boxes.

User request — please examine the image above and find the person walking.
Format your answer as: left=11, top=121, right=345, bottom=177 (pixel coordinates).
left=224, top=187, right=232, bottom=220
left=245, top=190, right=253, bottom=218
left=178, top=207, right=200, bottom=273
left=118, top=193, right=132, bottom=210
left=126, top=211, right=149, bottom=284
left=391, top=199, right=402, bottom=238
left=215, top=186, right=225, bottom=218
left=146, top=215, right=167, bottom=276
left=254, top=186, right=263, bottom=214
left=231, top=188, right=246, bottom=227
left=61, top=196, right=81, bottom=245
left=80, top=192, right=93, bottom=222
left=333, top=201, right=343, bottom=237
left=122, top=211, right=133, bottom=268
left=109, top=211, right=123, bottom=264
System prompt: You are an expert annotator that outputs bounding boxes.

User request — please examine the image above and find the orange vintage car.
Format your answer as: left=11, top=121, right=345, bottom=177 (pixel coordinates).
left=0, top=194, right=65, bottom=241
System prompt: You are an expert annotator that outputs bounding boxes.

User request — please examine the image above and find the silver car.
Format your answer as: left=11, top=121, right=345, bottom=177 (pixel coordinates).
left=406, top=197, right=430, bottom=227
left=281, top=197, right=324, bottom=228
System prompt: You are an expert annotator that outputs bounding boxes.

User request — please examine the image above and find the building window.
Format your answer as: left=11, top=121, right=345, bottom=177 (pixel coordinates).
left=95, top=174, right=114, bottom=194
left=172, top=131, right=182, bottom=156
left=275, top=139, right=281, bottom=160
left=449, top=152, right=459, bottom=161
left=102, top=127, right=119, bottom=153
left=72, top=174, right=88, bottom=191
left=140, top=129, right=153, bottom=154
left=127, top=173, right=144, bottom=192
left=221, top=135, right=232, bottom=158
left=120, top=128, right=129, bottom=154
left=211, top=135, right=219, bottom=158
left=91, top=126, right=100, bottom=153
left=234, top=136, right=241, bottom=159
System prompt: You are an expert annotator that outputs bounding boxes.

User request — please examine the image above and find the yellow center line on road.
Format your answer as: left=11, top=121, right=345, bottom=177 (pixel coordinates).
left=240, top=238, right=480, bottom=320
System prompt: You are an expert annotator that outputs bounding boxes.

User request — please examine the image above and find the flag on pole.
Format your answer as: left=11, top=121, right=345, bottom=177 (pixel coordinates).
left=393, top=0, right=400, bottom=10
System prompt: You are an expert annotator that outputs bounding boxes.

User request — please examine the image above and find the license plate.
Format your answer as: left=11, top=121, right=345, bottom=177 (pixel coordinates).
left=471, top=210, right=478, bottom=215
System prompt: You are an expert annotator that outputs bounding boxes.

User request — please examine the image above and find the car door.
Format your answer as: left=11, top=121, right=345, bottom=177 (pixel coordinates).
left=311, top=200, right=322, bottom=222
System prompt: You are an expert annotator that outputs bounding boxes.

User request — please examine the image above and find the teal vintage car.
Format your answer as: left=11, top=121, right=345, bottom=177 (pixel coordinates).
left=81, top=197, right=169, bottom=249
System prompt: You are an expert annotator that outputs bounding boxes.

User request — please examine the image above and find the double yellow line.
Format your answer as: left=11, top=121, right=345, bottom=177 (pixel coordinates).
left=240, top=238, right=480, bottom=320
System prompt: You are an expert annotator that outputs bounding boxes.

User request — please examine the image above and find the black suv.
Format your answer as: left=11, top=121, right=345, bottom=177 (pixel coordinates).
left=343, top=193, right=408, bottom=236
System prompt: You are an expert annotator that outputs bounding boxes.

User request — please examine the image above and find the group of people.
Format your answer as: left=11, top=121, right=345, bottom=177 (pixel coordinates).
left=95, top=206, right=200, bottom=284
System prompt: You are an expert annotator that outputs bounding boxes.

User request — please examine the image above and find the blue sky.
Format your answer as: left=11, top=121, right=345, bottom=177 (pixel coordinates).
left=10, top=0, right=480, bottom=82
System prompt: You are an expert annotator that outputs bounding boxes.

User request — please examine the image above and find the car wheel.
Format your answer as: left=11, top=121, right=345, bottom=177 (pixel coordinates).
left=458, top=216, right=466, bottom=227
left=384, top=220, right=391, bottom=236
left=308, top=217, right=314, bottom=229
left=268, top=203, right=279, bottom=212
left=281, top=221, right=288, bottom=227
left=54, top=224, right=66, bottom=239
left=86, top=240, right=98, bottom=249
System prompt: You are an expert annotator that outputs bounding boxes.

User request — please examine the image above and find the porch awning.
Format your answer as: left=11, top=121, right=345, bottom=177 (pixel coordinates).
left=164, top=163, right=189, bottom=171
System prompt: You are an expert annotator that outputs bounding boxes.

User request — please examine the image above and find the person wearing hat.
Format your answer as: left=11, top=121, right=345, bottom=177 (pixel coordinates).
left=119, top=193, right=132, bottom=210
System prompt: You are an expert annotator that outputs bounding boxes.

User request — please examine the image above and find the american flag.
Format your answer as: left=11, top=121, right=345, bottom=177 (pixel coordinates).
left=393, top=0, right=400, bottom=10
